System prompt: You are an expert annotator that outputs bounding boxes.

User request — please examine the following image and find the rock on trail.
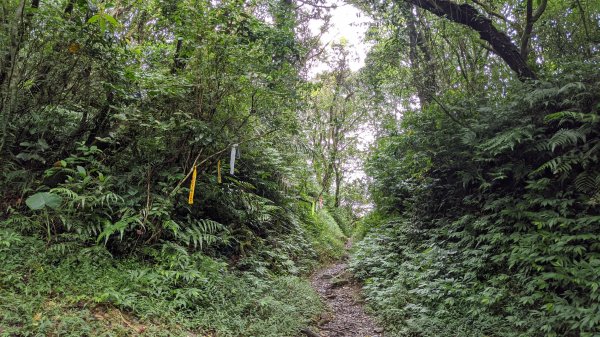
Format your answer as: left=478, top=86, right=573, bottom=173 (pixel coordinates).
left=307, top=256, right=384, bottom=337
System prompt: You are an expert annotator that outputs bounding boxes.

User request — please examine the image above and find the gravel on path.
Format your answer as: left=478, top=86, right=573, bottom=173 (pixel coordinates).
left=308, top=257, right=384, bottom=337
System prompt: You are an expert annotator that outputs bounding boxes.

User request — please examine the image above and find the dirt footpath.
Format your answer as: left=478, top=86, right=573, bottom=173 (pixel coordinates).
left=308, top=259, right=384, bottom=337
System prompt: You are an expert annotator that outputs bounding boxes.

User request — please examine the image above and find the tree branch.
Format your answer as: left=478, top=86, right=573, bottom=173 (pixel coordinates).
left=404, top=0, right=537, bottom=80
left=520, top=0, right=546, bottom=59
left=169, top=130, right=279, bottom=197
left=430, top=96, right=474, bottom=132
left=470, top=0, right=511, bottom=26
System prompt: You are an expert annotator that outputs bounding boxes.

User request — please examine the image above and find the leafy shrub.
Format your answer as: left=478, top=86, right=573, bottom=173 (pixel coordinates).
left=352, top=61, right=600, bottom=336
left=301, top=206, right=347, bottom=261
left=0, top=230, right=322, bottom=337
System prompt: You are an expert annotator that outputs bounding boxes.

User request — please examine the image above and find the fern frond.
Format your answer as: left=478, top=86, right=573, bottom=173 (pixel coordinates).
left=524, top=85, right=559, bottom=107
left=97, top=215, right=141, bottom=244
left=174, top=219, right=228, bottom=250
left=575, top=172, right=598, bottom=193
left=533, top=156, right=569, bottom=176
left=583, top=141, right=600, bottom=161
left=547, top=128, right=587, bottom=152
left=224, top=175, right=256, bottom=190
left=51, top=187, right=80, bottom=200
left=545, top=111, right=599, bottom=125
left=479, top=126, right=534, bottom=155
left=96, top=192, right=124, bottom=209
left=83, top=222, right=104, bottom=237
left=47, top=241, right=79, bottom=257
left=461, top=131, right=477, bottom=145
left=557, top=82, right=586, bottom=95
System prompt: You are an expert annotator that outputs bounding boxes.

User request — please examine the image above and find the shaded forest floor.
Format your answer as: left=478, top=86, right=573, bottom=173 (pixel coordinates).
left=308, top=243, right=383, bottom=337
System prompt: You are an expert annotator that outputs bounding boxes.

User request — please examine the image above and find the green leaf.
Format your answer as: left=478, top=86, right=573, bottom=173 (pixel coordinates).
left=87, top=14, right=101, bottom=24
left=103, top=14, right=119, bottom=27
left=25, top=192, right=63, bottom=210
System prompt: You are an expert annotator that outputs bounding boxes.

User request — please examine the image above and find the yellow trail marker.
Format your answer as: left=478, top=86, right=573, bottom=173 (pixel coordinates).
left=188, top=165, right=197, bottom=205
left=217, top=160, right=222, bottom=184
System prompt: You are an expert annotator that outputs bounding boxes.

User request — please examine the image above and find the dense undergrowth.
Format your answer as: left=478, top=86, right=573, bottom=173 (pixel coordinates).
left=0, top=231, right=324, bottom=336
left=0, top=1, right=348, bottom=335
left=1, top=189, right=344, bottom=336
left=351, top=61, right=600, bottom=336
left=0, top=155, right=345, bottom=337
left=1, top=152, right=345, bottom=336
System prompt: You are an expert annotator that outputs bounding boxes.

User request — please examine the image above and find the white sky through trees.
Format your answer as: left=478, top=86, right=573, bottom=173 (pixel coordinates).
left=307, top=0, right=374, bottom=207
left=308, top=0, right=372, bottom=77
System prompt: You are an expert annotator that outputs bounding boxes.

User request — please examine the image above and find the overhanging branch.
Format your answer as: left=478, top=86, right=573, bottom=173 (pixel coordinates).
left=404, top=0, right=537, bottom=80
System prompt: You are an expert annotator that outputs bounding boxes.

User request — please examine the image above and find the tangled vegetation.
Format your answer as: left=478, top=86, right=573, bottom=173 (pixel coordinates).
left=352, top=65, right=600, bottom=336
left=1, top=0, right=599, bottom=336
left=1, top=0, right=348, bottom=335
left=350, top=0, right=600, bottom=335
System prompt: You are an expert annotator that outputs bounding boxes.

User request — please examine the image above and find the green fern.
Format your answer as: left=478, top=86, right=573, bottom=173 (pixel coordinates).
left=479, top=126, right=534, bottom=155
left=583, top=141, right=600, bottom=161
left=533, top=155, right=578, bottom=176
left=0, top=229, right=23, bottom=249
left=545, top=111, right=600, bottom=125
left=575, top=172, right=599, bottom=193
left=173, top=219, right=228, bottom=250
left=547, top=128, right=588, bottom=152
left=97, top=214, right=142, bottom=244
left=557, top=81, right=586, bottom=95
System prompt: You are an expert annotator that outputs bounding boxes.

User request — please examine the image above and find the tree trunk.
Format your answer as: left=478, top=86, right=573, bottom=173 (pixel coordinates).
left=333, top=163, right=342, bottom=208
left=520, top=0, right=547, bottom=60
left=405, top=6, right=437, bottom=106
left=0, top=0, right=27, bottom=154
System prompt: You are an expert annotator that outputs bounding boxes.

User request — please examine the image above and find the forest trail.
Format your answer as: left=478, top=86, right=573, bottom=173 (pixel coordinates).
left=307, top=243, right=383, bottom=337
